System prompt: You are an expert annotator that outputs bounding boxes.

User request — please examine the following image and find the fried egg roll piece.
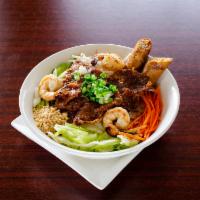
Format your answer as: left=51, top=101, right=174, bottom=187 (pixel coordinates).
left=143, top=57, right=173, bottom=84
left=126, top=38, right=152, bottom=69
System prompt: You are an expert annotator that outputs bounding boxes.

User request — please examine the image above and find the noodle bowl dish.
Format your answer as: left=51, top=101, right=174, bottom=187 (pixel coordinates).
left=19, top=39, right=180, bottom=159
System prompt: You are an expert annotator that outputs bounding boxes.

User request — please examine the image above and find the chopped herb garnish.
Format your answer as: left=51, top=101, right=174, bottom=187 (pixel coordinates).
left=81, top=73, right=118, bottom=104
left=109, top=84, right=118, bottom=92
left=73, top=72, right=81, bottom=81
left=100, top=72, right=107, bottom=79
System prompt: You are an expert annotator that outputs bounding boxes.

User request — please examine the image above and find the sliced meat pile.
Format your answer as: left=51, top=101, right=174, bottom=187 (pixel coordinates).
left=108, top=68, right=150, bottom=94
left=55, top=81, right=81, bottom=109
left=55, top=67, right=150, bottom=124
left=108, top=68, right=150, bottom=119
left=73, top=94, right=123, bottom=125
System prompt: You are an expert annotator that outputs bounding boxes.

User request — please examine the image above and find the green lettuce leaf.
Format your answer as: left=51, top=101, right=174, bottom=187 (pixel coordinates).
left=48, top=123, right=139, bottom=152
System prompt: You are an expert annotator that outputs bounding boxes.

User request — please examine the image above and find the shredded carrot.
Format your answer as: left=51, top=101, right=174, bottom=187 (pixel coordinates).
left=127, top=87, right=162, bottom=141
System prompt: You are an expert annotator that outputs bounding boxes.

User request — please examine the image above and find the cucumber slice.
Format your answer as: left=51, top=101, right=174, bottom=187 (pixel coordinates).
left=52, top=62, right=72, bottom=76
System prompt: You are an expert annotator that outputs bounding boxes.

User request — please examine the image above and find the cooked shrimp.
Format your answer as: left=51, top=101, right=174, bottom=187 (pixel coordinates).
left=38, top=74, right=63, bottom=101
left=103, top=107, right=130, bottom=136
left=95, top=53, right=125, bottom=75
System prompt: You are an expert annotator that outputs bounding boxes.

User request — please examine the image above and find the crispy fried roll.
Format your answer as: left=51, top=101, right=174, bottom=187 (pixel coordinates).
left=126, top=38, right=152, bottom=70
left=143, top=57, right=173, bottom=84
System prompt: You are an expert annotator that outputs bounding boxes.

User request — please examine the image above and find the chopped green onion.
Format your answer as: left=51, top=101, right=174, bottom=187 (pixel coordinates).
left=109, top=84, right=118, bottom=92
left=100, top=72, right=107, bottom=79
left=82, top=86, right=87, bottom=93
left=81, top=73, right=118, bottom=104
left=91, top=74, right=97, bottom=80
left=73, top=72, right=81, bottom=81
left=84, top=74, right=92, bottom=80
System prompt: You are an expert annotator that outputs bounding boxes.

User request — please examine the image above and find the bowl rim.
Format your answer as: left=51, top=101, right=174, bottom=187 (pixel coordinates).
left=19, top=44, right=180, bottom=159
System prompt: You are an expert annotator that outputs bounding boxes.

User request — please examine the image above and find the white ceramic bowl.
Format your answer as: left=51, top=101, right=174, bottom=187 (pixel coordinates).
left=19, top=44, right=180, bottom=159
